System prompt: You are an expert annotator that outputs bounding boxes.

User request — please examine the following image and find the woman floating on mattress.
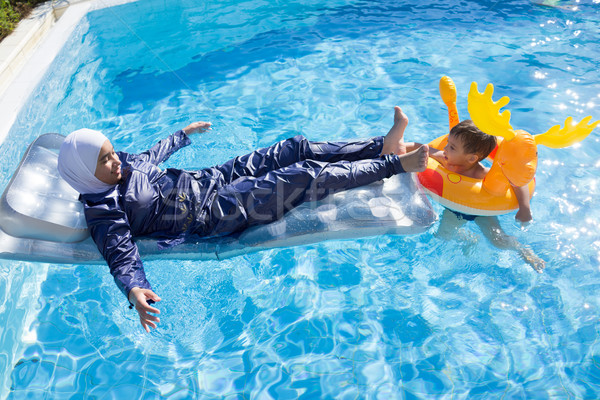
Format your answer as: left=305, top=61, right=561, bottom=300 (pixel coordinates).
left=57, top=117, right=428, bottom=332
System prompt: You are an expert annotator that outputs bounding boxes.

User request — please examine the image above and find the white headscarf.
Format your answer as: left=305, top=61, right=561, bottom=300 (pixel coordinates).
left=58, top=128, right=117, bottom=194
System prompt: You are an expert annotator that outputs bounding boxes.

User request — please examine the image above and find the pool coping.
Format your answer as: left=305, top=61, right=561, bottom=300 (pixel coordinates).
left=0, top=1, right=72, bottom=96
left=0, top=0, right=91, bottom=145
left=0, top=0, right=138, bottom=145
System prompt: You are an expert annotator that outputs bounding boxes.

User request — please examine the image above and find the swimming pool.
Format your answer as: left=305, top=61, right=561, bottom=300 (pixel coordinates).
left=1, top=0, right=600, bottom=397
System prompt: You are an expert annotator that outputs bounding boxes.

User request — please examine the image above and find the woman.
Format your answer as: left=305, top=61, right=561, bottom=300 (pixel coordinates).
left=58, top=114, right=428, bottom=332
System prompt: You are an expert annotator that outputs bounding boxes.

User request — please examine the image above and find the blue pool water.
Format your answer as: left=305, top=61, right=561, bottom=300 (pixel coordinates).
left=1, top=0, right=600, bottom=398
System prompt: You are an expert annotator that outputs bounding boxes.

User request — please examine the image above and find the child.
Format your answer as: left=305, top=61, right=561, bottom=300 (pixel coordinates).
left=387, top=106, right=545, bottom=272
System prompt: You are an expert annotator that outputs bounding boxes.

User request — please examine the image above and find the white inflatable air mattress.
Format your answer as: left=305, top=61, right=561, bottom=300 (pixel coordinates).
left=0, top=134, right=437, bottom=263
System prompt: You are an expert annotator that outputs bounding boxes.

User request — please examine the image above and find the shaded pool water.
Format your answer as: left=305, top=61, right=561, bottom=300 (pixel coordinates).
left=1, top=0, right=600, bottom=398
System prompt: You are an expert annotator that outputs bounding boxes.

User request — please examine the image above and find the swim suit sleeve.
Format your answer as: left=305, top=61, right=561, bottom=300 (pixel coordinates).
left=136, top=130, right=192, bottom=165
left=83, top=191, right=151, bottom=301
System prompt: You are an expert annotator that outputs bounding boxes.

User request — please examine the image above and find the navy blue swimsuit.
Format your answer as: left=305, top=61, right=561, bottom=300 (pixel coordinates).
left=81, top=130, right=407, bottom=300
left=447, top=209, right=478, bottom=221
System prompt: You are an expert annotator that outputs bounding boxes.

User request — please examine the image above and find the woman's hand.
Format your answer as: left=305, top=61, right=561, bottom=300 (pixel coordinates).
left=182, top=121, right=211, bottom=135
left=128, top=287, right=162, bottom=332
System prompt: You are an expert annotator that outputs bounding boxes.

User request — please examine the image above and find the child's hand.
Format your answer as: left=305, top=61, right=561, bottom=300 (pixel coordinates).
left=183, top=121, right=211, bottom=135
left=515, top=207, right=532, bottom=224
left=511, top=185, right=532, bottom=224
left=429, top=148, right=446, bottom=164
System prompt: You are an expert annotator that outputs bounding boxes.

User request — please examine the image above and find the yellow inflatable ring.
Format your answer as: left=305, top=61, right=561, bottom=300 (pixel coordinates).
left=417, top=76, right=537, bottom=216
left=417, top=134, right=536, bottom=216
left=415, top=76, right=597, bottom=217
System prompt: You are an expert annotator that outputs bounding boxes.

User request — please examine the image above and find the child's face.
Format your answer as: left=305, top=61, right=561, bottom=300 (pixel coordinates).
left=443, top=134, right=479, bottom=172
left=95, top=139, right=122, bottom=184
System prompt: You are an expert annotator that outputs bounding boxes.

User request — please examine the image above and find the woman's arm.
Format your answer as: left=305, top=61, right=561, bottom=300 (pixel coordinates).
left=137, top=130, right=192, bottom=165
left=83, top=193, right=161, bottom=331
left=182, top=121, right=211, bottom=135
left=136, top=122, right=210, bottom=166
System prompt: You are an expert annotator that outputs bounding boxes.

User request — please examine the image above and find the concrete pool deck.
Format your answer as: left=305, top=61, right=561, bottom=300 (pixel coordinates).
left=0, top=0, right=136, bottom=145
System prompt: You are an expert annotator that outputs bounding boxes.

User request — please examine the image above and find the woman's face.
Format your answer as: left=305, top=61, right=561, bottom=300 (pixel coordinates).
left=94, top=139, right=122, bottom=184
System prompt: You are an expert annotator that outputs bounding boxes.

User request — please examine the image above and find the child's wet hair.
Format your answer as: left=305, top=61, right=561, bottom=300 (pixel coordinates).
left=449, top=120, right=497, bottom=161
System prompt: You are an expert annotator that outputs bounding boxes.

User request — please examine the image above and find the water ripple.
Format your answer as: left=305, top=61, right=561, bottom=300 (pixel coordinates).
left=2, top=0, right=600, bottom=398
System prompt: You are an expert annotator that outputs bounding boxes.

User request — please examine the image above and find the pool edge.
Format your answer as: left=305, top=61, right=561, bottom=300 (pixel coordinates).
left=0, top=0, right=139, bottom=146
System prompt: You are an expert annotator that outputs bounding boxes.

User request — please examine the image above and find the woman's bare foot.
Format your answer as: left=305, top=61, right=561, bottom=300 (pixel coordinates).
left=382, top=106, right=408, bottom=155
left=397, top=144, right=429, bottom=173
